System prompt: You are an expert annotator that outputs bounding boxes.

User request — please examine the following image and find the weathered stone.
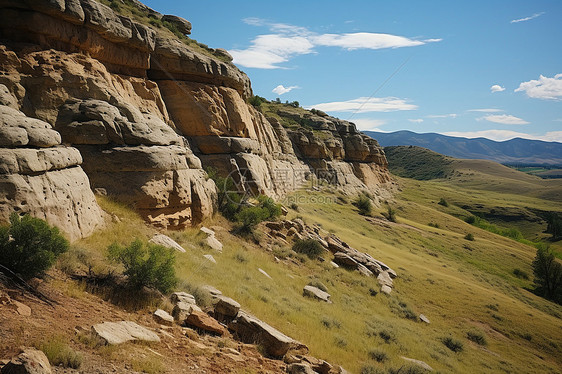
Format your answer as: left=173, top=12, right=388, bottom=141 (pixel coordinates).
left=170, top=292, right=196, bottom=305
left=380, top=285, right=392, bottom=295
left=333, top=252, right=358, bottom=268
left=377, top=271, right=393, bottom=288
left=419, top=314, right=430, bottom=324
left=401, top=356, right=433, bottom=371
left=229, top=310, right=307, bottom=357
left=303, top=286, right=332, bottom=303
left=149, top=234, right=186, bottom=253
left=213, top=295, right=240, bottom=318
left=172, top=301, right=200, bottom=323
left=153, top=309, right=174, bottom=326
left=161, top=15, right=191, bottom=35
left=357, top=263, right=374, bottom=277
left=1, top=348, right=51, bottom=374
left=203, top=254, right=217, bottom=264
left=258, top=268, right=272, bottom=279
left=184, top=310, right=227, bottom=335
left=12, top=301, right=31, bottom=317
left=200, top=285, right=222, bottom=297
left=91, top=321, right=160, bottom=345
left=200, top=226, right=215, bottom=236
left=287, top=363, right=315, bottom=374
left=204, top=235, right=223, bottom=251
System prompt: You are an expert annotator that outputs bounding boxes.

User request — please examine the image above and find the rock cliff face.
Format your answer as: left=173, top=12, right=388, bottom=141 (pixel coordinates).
left=0, top=0, right=392, bottom=239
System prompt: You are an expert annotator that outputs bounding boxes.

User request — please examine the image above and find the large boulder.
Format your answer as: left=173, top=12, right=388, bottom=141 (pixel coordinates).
left=184, top=310, right=228, bottom=335
left=161, top=15, right=191, bottom=35
left=229, top=310, right=307, bottom=358
left=213, top=295, right=241, bottom=318
left=1, top=348, right=51, bottom=374
left=91, top=321, right=160, bottom=345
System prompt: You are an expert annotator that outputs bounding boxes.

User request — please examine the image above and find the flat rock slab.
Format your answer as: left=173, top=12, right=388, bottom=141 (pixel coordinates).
left=149, top=234, right=186, bottom=252
left=303, top=286, right=332, bottom=303
left=258, top=268, right=272, bottom=279
left=92, top=321, right=160, bottom=345
left=419, top=314, right=430, bottom=324
left=185, top=310, right=227, bottom=335
left=170, top=291, right=196, bottom=305
left=204, top=235, right=223, bottom=251
left=153, top=309, right=174, bottom=326
left=203, top=254, right=217, bottom=264
left=401, top=356, right=433, bottom=371
left=214, top=295, right=241, bottom=317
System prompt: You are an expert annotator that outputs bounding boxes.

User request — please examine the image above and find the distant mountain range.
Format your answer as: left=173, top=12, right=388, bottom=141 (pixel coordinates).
left=364, top=130, right=562, bottom=166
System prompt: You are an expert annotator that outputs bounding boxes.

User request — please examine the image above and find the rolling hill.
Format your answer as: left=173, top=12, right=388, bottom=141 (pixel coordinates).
left=365, top=130, right=562, bottom=165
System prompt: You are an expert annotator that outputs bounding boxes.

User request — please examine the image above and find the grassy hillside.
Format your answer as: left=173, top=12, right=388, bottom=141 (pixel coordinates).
left=58, top=172, right=562, bottom=373
left=384, top=146, right=454, bottom=180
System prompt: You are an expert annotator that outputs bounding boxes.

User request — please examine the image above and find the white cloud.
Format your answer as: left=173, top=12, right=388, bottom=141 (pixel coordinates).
left=408, top=119, right=424, bottom=123
left=467, top=108, right=504, bottom=113
left=514, top=74, right=562, bottom=100
left=231, top=18, right=441, bottom=69
left=427, top=113, right=457, bottom=118
left=352, top=119, right=387, bottom=131
left=478, top=114, right=530, bottom=125
left=490, top=84, right=505, bottom=93
left=442, top=130, right=562, bottom=143
left=272, top=85, right=299, bottom=95
left=311, top=33, right=440, bottom=50
left=510, top=12, right=545, bottom=24
left=309, top=96, right=417, bottom=113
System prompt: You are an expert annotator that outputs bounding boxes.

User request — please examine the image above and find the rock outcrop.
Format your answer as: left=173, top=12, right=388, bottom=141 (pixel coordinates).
left=0, top=0, right=392, bottom=234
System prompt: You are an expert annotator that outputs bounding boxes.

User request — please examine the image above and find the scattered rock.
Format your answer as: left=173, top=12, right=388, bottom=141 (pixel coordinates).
left=204, top=236, right=223, bottom=251
left=303, top=286, right=332, bottom=303
left=92, top=321, right=160, bottom=345
left=184, top=310, right=228, bottom=335
left=170, top=292, right=196, bottom=305
left=380, top=285, right=392, bottom=295
left=149, top=234, right=186, bottom=252
left=172, top=301, right=201, bottom=323
left=1, top=348, right=51, bottom=374
left=12, top=301, right=32, bottom=317
left=401, top=356, right=433, bottom=371
left=153, top=309, right=174, bottom=326
left=419, top=314, right=430, bottom=324
left=258, top=268, right=272, bottom=279
left=200, top=226, right=215, bottom=236
left=287, top=363, right=315, bottom=374
left=333, top=252, right=358, bottom=268
left=330, top=261, right=340, bottom=269
left=161, top=14, right=192, bottom=35
left=203, top=254, right=217, bottom=264
left=200, top=285, right=222, bottom=297
left=357, top=263, right=374, bottom=277
left=377, top=271, right=393, bottom=288
left=229, top=310, right=307, bottom=358
left=214, top=295, right=241, bottom=318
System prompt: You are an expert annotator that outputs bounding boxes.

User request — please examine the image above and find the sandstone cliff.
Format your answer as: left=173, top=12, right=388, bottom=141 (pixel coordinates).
left=0, top=0, right=392, bottom=239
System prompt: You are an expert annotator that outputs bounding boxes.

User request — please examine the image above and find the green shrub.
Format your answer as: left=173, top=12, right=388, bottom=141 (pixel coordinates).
left=38, top=335, right=83, bottom=369
left=289, top=203, right=299, bottom=211
left=513, top=268, right=529, bottom=279
left=388, top=365, right=427, bottom=374
left=0, top=213, right=69, bottom=279
left=438, top=197, right=449, bottom=207
left=442, top=336, right=464, bottom=352
left=465, top=215, right=476, bottom=224
left=368, top=349, right=388, bottom=362
left=378, top=329, right=395, bottom=343
left=384, top=205, right=397, bottom=222
left=532, top=245, right=562, bottom=303
left=464, top=233, right=475, bottom=241
left=293, top=239, right=324, bottom=260
left=360, top=365, right=385, bottom=374
left=353, top=195, right=372, bottom=215
left=428, top=222, right=440, bottom=228
left=248, top=95, right=267, bottom=109
left=108, top=239, right=177, bottom=293
left=467, top=330, right=487, bottom=345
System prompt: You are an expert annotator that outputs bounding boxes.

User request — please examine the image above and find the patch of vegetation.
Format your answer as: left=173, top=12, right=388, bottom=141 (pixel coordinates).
left=321, top=316, right=341, bottom=329
left=368, top=348, right=388, bottom=362
left=441, top=336, right=464, bottom=352
left=464, top=233, right=475, bottom=241
left=466, top=330, right=487, bottom=345
left=545, top=212, right=562, bottom=240
left=383, top=205, right=397, bottom=223
left=308, top=279, right=328, bottom=292
left=428, top=222, right=440, bottom=228
left=360, top=365, right=385, bottom=374
left=388, top=365, right=428, bottom=374
left=0, top=213, right=69, bottom=279
left=248, top=95, right=267, bottom=109
left=353, top=194, right=373, bottom=216
left=334, top=336, right=348, bottom=348
left=513, top=268, right=529, bottom=279
left=38, top=335, right=83, bottom=369
left=108, top=239, right=177, bottom=293
left=293, top=239, right=324, bottom=259
left=384, top=146, right=453, bottom=180
left=464, top=215, right=526, bottom=242
left=532, top=245, right=562, bottom=304
left=438, top=197, right=449, bottom=207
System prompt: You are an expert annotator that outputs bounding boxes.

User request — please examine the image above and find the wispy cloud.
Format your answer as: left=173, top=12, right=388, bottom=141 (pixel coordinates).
left=514, top=73, right=562, bottom=100
left=309, top=96, right=417, bottom=113
left=467, top=108, right=504, bottom=113
left=352, top=118, right=387, bottom=131
left=478, top=114, right=529, bottom=125
left=231, top=18, right=441, bottom=69
left=272, top=85, right=299, bottom=95
left=408, top=119, right=424, bottom=123
left=443, top=130, right=562, bottom=142
left=490, top=84, right=505, bottom=93
left=427, top=113, right=457, bottom=118
left=510, top=12, right=545, bottom=24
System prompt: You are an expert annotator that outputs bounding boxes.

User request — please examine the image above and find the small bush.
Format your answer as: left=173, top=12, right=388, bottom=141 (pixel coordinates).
left=108, top=239, right=177, bottom=293
left=513, top=268, right=529, bottom=280
left=321, top=316, right=341, bottom=329
left=353, top=195, right=372, bottom=215
left=0, top=213, right=69, bottom=279
left=368, top=349, right=388, bottom=362
left=248, top=95, right=267, bottom=109
left=38, top=336, right=83, bottom=369
left=334, top=336, right=348, bottom=348
left=383, top=206, right=397, bottom=222
left=428, top=222, right=440, bottom=228
left=379, top=329, right=395, bottom=343
left=438, top=197, right=449, bottom=207
left=289, top=203, right=299, bottom=211
left=465, top=215, right=476, bottom=224
left=464, top=233, right=475, bottom=241
left=467, top=330, right=487, bottom=346
left=442, top=336, right=464, bottom=352
left=293, top=239, right=324, bottom=260
left=388, top=365, right=427, bottom=374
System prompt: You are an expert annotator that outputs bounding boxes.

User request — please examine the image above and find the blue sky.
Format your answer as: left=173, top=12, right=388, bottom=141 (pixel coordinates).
left=144, top=0, right=562, bottom=142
